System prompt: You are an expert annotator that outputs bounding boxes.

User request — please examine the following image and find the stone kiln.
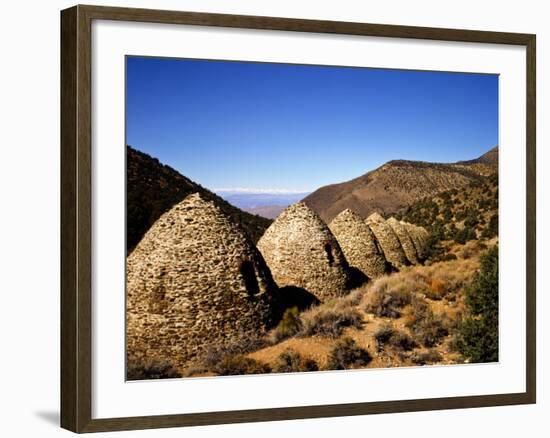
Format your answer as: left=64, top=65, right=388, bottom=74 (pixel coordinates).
left=387, top=217, right=419, bottom=264
left=329, top=209, right=387, bottom=279
left=257, top=202, right=351, bottom=301
left=403, top=222, right=430, bottom=260
left=126, top=193, right=280, bottom=370
left=365, top=212, right=409, bottom=269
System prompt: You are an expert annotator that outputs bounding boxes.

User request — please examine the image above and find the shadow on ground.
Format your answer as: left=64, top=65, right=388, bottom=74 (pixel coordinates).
left=34, top=411, right=59, bottom=427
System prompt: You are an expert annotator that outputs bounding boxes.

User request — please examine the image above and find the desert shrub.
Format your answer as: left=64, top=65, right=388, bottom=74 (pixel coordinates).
left=365, top=286, right=412, bottom=318
left=273, top=349, right=319, bottom=373
left=454, top=226, right=476, bottom=244
left=476, top=241, right=488, bottom=251
left=271, top=307, right=302, bottom=343
left=460, top=247, right=473, bottom=259
left=299, top=306, right=363, bottom=338
left=327, top=337, right=372, bottom=370
left=127, top=358, right=181, bottom=380
left=340, top=288, right=366, bottom=306
left=374, top=324, right=415, bottom=352
left=411, top=349, right=443, bottom=365
left=464, top=209, right=480, bottom=228
left=200, top=335, right=269, bottom=370
left=364, top=276, right=416, bottom=316
left=446, top=223, right=458, bottom=240
left=425, top=278, right=446, bottom=300
left=440, top=253, right=458, bottom=262
left=213, top=355, right=271, bottom=376
left=390, top=331, right=417, bottom=351
left=406, top=302, right=449, bottom=347
left=374, top=324, right=394, bottom=351
left=454, top=246, right=499, bottom=363
left=481, top=213, right=499, bottom=239
left=424, top=230, right=445, bottom=262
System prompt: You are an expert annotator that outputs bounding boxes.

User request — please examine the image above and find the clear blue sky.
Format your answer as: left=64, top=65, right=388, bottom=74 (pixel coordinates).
left=126, top=56, right=498, bottom=192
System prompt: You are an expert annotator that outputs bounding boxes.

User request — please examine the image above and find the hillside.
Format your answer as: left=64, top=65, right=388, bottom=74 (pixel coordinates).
left=302, top=147, right=498, bottom=223
left=126, top=146, right=272, bottom=253
left=182, top=242, right=497, bottom=378
left=397, top=172, right=498, bottom=244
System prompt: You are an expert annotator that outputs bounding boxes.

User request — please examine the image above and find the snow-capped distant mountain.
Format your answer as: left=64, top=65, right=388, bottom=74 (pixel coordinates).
left=215, top=189, right=311, bottom=219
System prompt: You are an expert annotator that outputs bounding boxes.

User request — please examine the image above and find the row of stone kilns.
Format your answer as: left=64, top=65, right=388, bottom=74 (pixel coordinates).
left=256, top=203, right=429, bottom=302
left=126, top=193, right=428, bottom=370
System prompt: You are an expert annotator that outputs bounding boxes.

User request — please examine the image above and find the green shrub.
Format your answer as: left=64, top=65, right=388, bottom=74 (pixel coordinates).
left=454, top=226, right=476, bottom=244
left=481, top=213, right=498, bottom=239
left=127, top=358, right=181, bottom=380
left=454, top=246, right=499, bottom=363
left=213, top=355, right=271, bottom=376
left=424, top=230, right=445, bottom=262
left=273, top=349, right=319, bottom=373
left=300, top=307, right=363, bottom=338
left=327, top=337, right=372, bottom=370
left=272, top=307, right=302, bottom=342
left=440, top=253, right=458, bottom=262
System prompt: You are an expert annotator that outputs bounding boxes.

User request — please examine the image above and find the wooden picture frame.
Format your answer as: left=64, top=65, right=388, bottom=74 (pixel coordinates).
left=61, top=4, right=536, bottom=433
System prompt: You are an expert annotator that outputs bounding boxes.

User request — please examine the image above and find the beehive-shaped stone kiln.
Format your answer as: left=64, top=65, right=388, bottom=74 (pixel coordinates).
left=366, top=212, right=409, bottom=269
left=257, top=202, right=351, bottom=301
left=126, top=193, right=280, bottom=370
left=387, top=217, right=419, bottom=264
left=403, top=222, right=429, bottom=260
left=329, top=209, right=387, bottom=279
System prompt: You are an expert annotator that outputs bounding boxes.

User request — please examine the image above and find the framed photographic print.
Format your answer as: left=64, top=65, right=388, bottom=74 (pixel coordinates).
left=60, top=4, right=536, bottom=433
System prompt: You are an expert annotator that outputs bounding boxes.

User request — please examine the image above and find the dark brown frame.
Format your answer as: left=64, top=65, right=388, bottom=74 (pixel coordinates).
left=61, top=4, right=536, bottom=433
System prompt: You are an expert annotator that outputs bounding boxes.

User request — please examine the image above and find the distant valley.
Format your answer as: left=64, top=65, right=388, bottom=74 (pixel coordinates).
left=216, top=191, right=311, bottom=219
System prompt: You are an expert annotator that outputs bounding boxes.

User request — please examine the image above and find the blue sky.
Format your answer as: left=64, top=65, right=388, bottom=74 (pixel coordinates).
left=126, top=56, right=498, bottom=193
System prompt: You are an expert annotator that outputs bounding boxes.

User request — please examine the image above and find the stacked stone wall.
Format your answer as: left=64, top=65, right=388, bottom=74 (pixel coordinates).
left=126, top=193, right=279, bottom=370
left=366, top=213, right=409, bottom=269
left=257, top=202, right=351, bottom=301
left=329, top=209, right=387, bottom=279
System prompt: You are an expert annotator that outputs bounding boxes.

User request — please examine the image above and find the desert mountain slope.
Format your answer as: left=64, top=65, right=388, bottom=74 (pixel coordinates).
left=302, top=147, right=498, bottom=223
left=126, top=146, right=271, bottom=253
left=398, top=171, right=498, bottom=242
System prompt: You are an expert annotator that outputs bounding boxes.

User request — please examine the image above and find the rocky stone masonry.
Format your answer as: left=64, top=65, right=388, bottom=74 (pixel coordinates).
left=403, top=222, right=430, bottom=260
left=328, top=209, right=387, bottom=279
left=387, top=217, right=419, bottom=264
left=257, top=202, right=351, bottom=302
left=126, top=193, right=280, bottom=370
left=365, top=212, right=409, bottom=269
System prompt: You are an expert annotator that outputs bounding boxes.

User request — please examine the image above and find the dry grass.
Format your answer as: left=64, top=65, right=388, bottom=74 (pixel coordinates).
left=298, top=304, right=364, bottom=338
left=238, top=250, right=490, bottom=374
left=212, top=355, right=271, bottom=376
left=127, top=357, right=182, bottom=380
left=327, top=337, right=372, bottom=370
left=272, top=349, right=319, bottom=373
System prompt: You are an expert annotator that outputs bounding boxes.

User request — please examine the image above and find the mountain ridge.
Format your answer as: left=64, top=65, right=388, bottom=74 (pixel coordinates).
left=302, top=147, right=498, bottom=223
